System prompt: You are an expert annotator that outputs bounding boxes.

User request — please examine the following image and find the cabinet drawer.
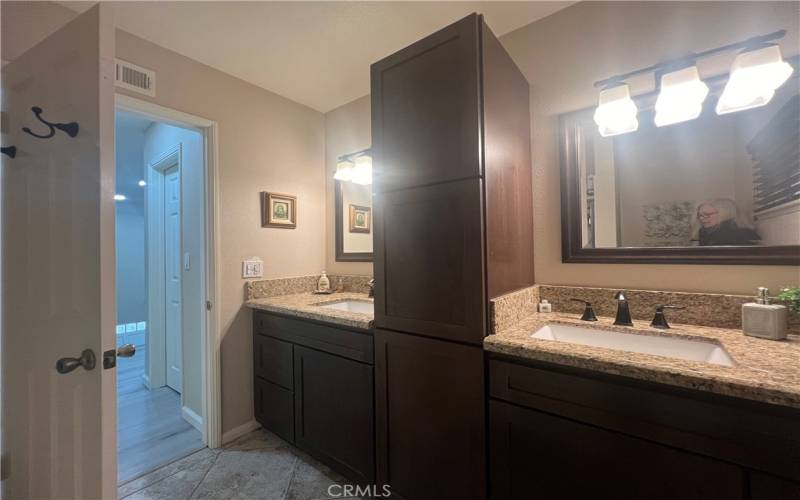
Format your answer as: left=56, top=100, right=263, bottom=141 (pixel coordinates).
left=489, top=357, right=800, bottom=481
left=254, top=334, right=293, bottom=389
left=490, top=399, right=744, bottom=500
left=255, top=311, right=373, bottom=364
left=254, top=377, right=294, bottom=443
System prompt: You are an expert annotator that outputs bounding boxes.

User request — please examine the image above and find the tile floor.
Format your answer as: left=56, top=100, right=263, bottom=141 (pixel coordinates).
left=118, top=429, right=363, bottom=500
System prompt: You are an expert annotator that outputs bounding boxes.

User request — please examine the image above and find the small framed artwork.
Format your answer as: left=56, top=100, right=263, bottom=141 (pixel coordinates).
left=261, top=192, right=297, bottom=229
left=349, top=204, right=371, bottom=233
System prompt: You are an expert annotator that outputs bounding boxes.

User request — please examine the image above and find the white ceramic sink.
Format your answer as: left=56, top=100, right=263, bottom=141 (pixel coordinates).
left=532, top=324, right=735, bottom=367
left=318, top=300, right=374, bottom=315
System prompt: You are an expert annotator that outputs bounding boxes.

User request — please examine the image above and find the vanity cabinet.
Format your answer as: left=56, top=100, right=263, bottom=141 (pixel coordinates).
left=374, top=329, right=486, bottom=500
left=370, top=13, right=533, bottom=498
left=488, top=355, right=800, bottom=500
left=252, top=311, right=375, bottom=484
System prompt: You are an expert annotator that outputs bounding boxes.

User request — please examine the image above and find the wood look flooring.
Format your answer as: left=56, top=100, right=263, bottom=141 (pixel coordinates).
left=118, top=346, right=205, bottom=484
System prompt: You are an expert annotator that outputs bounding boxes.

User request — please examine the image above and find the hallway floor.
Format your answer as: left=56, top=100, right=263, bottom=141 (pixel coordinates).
left=118, top=346, right=205, bottom=483
left=117, top=429, right=363, bottom=500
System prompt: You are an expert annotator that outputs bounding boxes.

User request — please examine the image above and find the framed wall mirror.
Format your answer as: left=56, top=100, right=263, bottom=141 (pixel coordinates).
left=335, top=179, right=373, bottom=261
left=560, top=70, right=800, bottom=265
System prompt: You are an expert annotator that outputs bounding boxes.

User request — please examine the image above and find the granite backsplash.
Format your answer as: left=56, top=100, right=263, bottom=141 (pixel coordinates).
left=246, top=274, right=372, bottom=300
left=491, top=284, right=800, bottom=335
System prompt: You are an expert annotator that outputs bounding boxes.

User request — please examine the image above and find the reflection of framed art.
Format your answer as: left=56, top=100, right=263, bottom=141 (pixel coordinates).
left=349, top=204, right=371, bottom=233
left=261, top=192, right=297, bottom=229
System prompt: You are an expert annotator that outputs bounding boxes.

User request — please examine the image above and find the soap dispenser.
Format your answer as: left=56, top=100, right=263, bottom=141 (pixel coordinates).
left=317, top=271, right=331, bottom=293
left=742, top=287, right=788, bottom=340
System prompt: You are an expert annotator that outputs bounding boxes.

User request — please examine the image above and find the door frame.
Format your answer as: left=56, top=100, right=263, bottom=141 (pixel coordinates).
left=116, top=93, right=222, bottom=448
left=146, top=144, right=182, bottom=393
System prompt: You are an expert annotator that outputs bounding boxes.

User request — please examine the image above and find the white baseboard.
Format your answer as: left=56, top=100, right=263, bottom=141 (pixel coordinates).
left=182, top=406, right=204, bottom=432
left=221, top=419, right=261, bottom=445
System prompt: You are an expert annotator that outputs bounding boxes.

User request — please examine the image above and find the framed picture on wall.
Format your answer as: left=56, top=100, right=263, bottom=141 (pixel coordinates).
left=261, top=192, right=297, bottom=229
left=349, top=204, right=371, bottom=233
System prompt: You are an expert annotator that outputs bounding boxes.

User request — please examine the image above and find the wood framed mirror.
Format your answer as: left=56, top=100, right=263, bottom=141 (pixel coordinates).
left=335, top=180, right=373, bottom=262
left=560, top=70, right=800, bottom=265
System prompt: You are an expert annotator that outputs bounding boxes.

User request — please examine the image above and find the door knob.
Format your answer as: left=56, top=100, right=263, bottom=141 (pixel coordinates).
left=103, top=344, right=136, bottom=369
left=117, top=344, right=136, bottom=358
left=56, top=349, right=96, bottom=374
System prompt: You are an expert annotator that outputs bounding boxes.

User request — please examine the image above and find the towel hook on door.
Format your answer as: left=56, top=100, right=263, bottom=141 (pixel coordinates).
left=22, top=106, right=79, bottom=139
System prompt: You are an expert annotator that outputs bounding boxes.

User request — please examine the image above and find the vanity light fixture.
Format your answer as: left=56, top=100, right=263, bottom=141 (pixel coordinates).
left=334, top=148, right=372, bottom=185
left=114, top=194, right=126, bottom=201
left=351, top=154, right=373, bottom=185
left=138, top=180, right=147, bottom=187
left=333, top=158, right=354, bottom=182
left=654, top=66, right=709, bottom=127
left=716, top=44, right=795, bottom=115
left=592, top=30, right=792, bottom=134
left=593, top=84, right=639, bottom=137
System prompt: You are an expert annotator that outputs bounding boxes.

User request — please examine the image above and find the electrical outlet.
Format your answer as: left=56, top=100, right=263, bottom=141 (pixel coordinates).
left=242, top=258, right=263, bottom=279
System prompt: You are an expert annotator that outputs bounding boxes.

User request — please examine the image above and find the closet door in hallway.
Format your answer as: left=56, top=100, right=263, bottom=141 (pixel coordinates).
left=164, top=164, right=183, bottom=393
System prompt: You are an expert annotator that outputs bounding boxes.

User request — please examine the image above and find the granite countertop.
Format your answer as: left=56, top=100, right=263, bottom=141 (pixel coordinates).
left=245, top=291, right=374, bottom=331
left=485, top=312, right=800, bottom=409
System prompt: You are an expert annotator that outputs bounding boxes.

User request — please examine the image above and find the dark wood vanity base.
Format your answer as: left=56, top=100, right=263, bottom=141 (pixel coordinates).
left=252, top=310, right=375, bottom=485
left=488, top=352, right=800, bottom=500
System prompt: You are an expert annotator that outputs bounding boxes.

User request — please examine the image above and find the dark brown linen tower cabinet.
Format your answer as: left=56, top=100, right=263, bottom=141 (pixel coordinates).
left=371, top=13, right=533, bottom=500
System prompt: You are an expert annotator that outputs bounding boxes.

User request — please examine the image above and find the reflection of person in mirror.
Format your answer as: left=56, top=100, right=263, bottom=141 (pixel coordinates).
left=695, top=198, right=760, bottom=246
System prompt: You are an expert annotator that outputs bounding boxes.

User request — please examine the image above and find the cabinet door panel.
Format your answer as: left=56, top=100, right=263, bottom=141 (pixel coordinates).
left=254, top=377, right=294, bottom=443
left=253, top=334, right=293, bottom=389
left=749, top=472, right=800, bottom=500
left=375, top=329, right=485, bottom=500
left=374, top=179, right=485, bottom=344
left=371, top=14, right=480, bottom=192
left=294, top=346, right=375, bottom=484
left=490, top=400, right=744, bottom=500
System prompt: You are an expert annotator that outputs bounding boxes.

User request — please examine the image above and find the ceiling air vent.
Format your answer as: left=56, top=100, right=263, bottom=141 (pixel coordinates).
left=115, top=59, right=155, bottom=97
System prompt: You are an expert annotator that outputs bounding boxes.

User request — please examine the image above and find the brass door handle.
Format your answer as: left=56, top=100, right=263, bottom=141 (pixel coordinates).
left=117, top=344, right=136, bottom=358
left=103, top=344, right=136, bottom=369
left=56, top=349, right=96, bottom=374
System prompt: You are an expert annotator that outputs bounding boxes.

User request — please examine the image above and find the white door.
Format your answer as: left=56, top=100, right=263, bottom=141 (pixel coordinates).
left=1, top=5, right=117, bottom=499
left=165, top=165, right=183, bottom=393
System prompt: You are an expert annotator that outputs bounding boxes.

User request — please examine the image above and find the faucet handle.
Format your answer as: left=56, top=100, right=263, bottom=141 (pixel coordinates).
left=650, top=305, right=685, bottom=329
left=570, top=298, right=598, bottom=322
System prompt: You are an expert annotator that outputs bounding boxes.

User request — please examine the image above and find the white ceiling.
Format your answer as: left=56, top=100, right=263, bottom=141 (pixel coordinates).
left=60, top=1, right=572, bottom=112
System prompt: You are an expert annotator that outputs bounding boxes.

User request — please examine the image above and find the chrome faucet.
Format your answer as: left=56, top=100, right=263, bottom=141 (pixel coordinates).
left=368, top=279, right=375, bottom=298
left=613, top=291, right=633, bottom=326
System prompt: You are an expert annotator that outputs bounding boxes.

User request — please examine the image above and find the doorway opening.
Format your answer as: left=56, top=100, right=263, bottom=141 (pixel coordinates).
left=114, top=102, right=215, bottom=484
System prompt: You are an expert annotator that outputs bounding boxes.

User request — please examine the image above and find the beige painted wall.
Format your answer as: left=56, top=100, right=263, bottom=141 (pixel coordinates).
left=500, top=1, right=800, bottom=294
left=3, top=1, right=326, bottom=434
left=324, top=95, right=374, bottom=276
left=115, top=31, right=326, bottom=435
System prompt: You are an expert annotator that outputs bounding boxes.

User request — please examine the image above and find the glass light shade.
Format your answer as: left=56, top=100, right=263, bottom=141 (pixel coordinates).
left=716, top=45, right=794, bottom=115
left=333, top=159, right=354, bottom=181
left=138, top=180, right=147, bottom=187
left=351, top=155, right=372, bottom=185
left=654, top=66, right=709, bottom=127
left=593, top=84, right=639, bottom=137
left=114, top=194, right=126, bottom=201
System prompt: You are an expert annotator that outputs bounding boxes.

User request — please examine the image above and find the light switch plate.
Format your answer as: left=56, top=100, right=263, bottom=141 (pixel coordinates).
left=242, top=258, right=263, bottom=279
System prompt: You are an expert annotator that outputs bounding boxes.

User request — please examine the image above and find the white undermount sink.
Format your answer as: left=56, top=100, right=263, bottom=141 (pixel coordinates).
left=318, top=300, right=374, bottom=315
left=532, top=324, right=735, bottom=367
